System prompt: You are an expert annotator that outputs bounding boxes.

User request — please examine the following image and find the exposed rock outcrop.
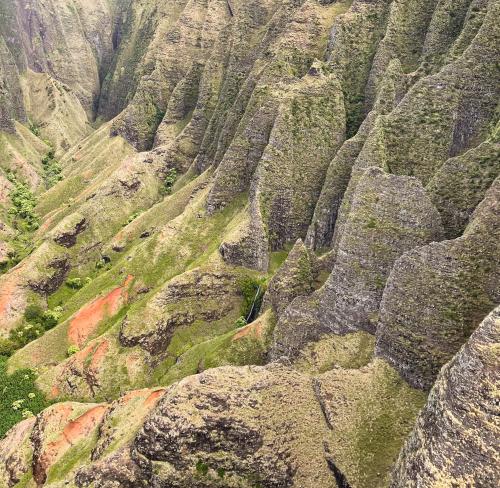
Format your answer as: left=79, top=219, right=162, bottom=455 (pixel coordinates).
left=129, top=366, right=339, bottom=487
left=253, top=69, right=346, bottom=251
left=391, top=306, right=500, bottom=487
left=262, top=239, right=317, bottom=316
left=426, top=126, right=500, bottom=238
left=376, top=177, right=500, bottom=390
left=318, top=167, right=444, bottom=335
left=0, top=1, right=499, bottom=485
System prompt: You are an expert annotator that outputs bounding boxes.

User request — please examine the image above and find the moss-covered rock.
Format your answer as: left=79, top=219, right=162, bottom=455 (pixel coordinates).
left=391, top=306, right=500, bottom=487
left=426, top=125, right=500, bottom=238
left=317, top=358, right=427, bottom=488
left=376, top=177, right=500, bottom=390
left=306, top=111, right=377, bottom=251
left=318, top=167, right=444, bottom=334
left=254, top=68, right=346, bottom=250
left=262, top=238, right=317, bottom=316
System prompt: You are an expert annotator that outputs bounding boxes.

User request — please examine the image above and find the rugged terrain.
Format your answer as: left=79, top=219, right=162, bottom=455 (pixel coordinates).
left=0, top=0, right=498, bottom=487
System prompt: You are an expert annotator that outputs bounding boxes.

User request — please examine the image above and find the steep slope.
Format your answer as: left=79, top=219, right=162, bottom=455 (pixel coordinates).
left=0, top=0, right=498, bottom=487
left=391, top=306, right=500, bottom=487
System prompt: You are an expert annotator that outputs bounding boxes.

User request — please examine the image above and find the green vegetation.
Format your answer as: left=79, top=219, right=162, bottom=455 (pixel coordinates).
left=0, top=356, right=49, bottom=438
left=126, top=211, right=142, bottom=225
left=196, top=460, right=209, bottom=476
left=41, top=149, right=63, bottom=188
left=345, top=93, right=366, bottom=139
left=7, top=172, right=40, bottom=231
left=67, top=345, right=80, bottom=356
left=24, top=304, right=62, bottom=329
left=0, top=173, right=40, bottom=274
left=0, top=233, right=36, bottom=274
left=28, top=120, right=41, bottom=137
left=66, top=277, right=84, bottom=290
left=163, top=168, right=178, bottom=194
left=234, top=316, right=247, bottom=328
left=0, top=305, right=63, bottom=356
left=238, top=276, right=266, bottom=321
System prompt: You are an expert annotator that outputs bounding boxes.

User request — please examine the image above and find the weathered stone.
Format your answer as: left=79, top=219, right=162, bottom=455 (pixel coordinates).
left=0, top=35, right=25, bottom=132
left=391, top=306, right=500, bottom=487
left=219, top=200, right=270, bottom=271
left=262, top=239, right=317, bottom=316
left=376, top=177, right=500, bottom=390
left=317, top=358, right=427, bottom=488
left=306, top=111, right=377, bottom=251
left=254, top=69, right=346, bottom=250
left=132, top=365, right=338, bottom=488
left=207, top=98, right=279, bottom=213
left=318, top=167, right=444, bottom=335
left=327, top=0, right=391, bottom=136
left=426, top=127, right=500, bottom=238
left=53, top=215, right=88, bottom=248
left=120, top=268, right=241, bottom=355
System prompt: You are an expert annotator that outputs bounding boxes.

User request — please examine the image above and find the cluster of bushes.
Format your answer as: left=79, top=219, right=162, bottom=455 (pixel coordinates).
left=0, top=233, right=35, bottom=275
left=125, top=211, right=142, bottom=226
left=42, top=149, right=63, bottom=188
left=164, top=168, right=177, bottom=195
left=238, top=276, right=266, bottom=322
left=65, top=276, right=92, bottom=290
left=67, top=344, right=80, bottom=357
left=0, top=356, right=49, bottom=438
left=28, top=120, right=41, bottom=137
left=7, top=172, right=40, bottom=231
left=0, top=304, right=62, bottom=357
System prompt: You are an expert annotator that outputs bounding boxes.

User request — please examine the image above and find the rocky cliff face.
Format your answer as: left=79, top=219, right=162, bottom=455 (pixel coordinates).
left=391, top=306, right=500, bottom=487
left=0, top=0, right=498, bottom=487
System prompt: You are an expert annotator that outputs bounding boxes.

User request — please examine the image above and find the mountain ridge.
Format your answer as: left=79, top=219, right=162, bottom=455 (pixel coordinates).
left=0, top=0, right=498, bottom=486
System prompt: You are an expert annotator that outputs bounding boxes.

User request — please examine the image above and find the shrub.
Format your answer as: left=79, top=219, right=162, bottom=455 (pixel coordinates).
left=126, top=211, right=141, bottom=225
left=8, top=177, right=40, bottom=231
left=0, top=339, right=16, bottom=357
left=196, top=460, right=209, bottom=476
left=24, top=304, right=44, bottom=323
left=164, top=168, right=177, bottom=194
left=0, top=356, right=49, bottom=438
left=234, top=316, right=247, bottom=328
left=9, top=323, right=45, bottom=350
left=41, top=307, right=62, bottom=330
left=66, top=277, right=83, bottom=290
left=96, top=257, right=111, bottom=270
left=24, top=304, right=61, bottom=329
left=237, top=276, right=266, bottom=321
left=41, top=150, right=63, bottom=188
left=67, top=345, right=80, bottom=356
left=28, top=121, right=41, bottom=137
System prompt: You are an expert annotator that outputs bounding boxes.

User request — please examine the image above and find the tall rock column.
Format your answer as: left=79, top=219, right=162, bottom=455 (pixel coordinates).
left=317, top=167, right=444, bottom=334
left=391, top=306, right=500, bottom=487
left=376, top=177, right=500, bottom=390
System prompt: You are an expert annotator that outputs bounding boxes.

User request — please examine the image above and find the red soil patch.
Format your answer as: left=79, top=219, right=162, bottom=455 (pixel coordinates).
left=0, top=277, right=16, bottom=323
left=119, top=388, right=165, bottom=408
left=35, top=405, right=108, bottom=485
left=37, top=215, right=55, bottom=234
left=144, top=389, right=166, bottom=408
left=89, top=340, right=110, bottom=370
left=0, top=270, right=25, bottom=331
left=232, top=320, right=263, bottom=341
left=49, top=385, right=61, bottom=400
left=121, top=389, right=149, bottom=404
left=68, top=275, right=133, bottom=347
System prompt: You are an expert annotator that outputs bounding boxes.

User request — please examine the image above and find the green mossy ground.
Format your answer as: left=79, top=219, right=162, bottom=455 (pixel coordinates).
left=320, top=359, right=427, bottom=488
